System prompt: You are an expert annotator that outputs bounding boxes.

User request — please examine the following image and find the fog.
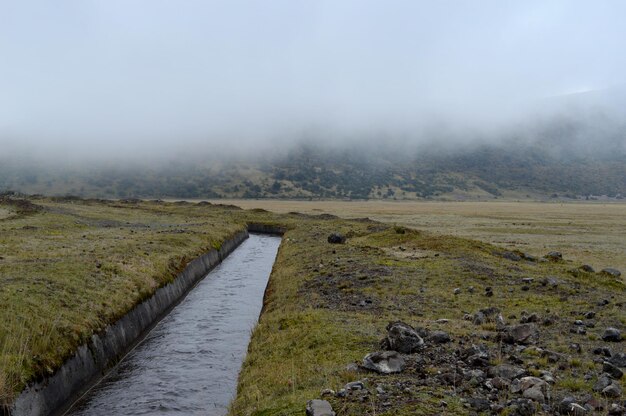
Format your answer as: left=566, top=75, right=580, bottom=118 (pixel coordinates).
left=1, top=0, right=626, bottom=162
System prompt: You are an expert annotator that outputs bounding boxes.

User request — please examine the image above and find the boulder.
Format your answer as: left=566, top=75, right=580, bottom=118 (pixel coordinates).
left=593, top=374, right=612, bottom=392
left=362, top=351, right=406, bottom=374
left=579, top=264, right=595, bottom=273
left=383, top=321, right=424, bottom=353
left=544, top=251, right=563, bottom=261
left=602, top=327, right=622, bottom=342
left=429, top=330, right=451, bottom=344
left=601, top=268, right=622, bottom=278
left=609, top=352, right=626, bottom=368
left=603, top=361, right=624, bottom=379
left=327, top=233, right=346, bottom=244
left=557, top=397, right=587, bottom=415
left=502, top=324, right=538, bottom=345
left=306, top=400, right=335, bottom=416
left=489, top=364, right=526, bottom=380
left=602, top=382, right=622, bottom=398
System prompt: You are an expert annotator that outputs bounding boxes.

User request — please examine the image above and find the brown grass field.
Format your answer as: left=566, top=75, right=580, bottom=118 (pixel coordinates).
left=206, top=200, right=626, bottom=272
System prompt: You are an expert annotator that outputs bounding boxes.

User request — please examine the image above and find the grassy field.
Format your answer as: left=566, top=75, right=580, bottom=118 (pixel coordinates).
left=1, top=197, right=624, bottom=415
left=0, top=197, right=244, bottom=405
left=206, top=200, right=626, bottom=273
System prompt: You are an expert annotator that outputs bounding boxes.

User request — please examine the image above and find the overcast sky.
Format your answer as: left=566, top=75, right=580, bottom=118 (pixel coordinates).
left=1, top=0, right=625, bottom=158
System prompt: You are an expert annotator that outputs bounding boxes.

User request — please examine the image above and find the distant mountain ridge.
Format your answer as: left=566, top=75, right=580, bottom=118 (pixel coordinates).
left=1, top=135, right=625, bottom=200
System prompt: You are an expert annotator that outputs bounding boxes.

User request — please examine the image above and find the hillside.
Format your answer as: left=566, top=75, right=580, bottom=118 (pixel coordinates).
left=1, top=137, right=624, bottom=201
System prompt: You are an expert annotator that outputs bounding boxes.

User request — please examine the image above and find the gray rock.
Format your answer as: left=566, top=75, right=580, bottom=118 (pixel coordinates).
left=503, top=324, right=538, bottom=345
left=362, top=351, right=406, bottom=374
left=327, top=233, right=346, bottom=244
left=609, top=352, right=626, bottom=367
left=601, top=268, right=622, bottom=278
left=505, top=398, right=536, bottom=416
left=453, top=287, right=461, bottom=295
left=608, top=403, right=625, bottom=415
left=602, top=327, right=622, bottom=342
left=544, top=251, right=563, bottom=261
left=344, top=381, right=365, bottom=390
left=306, top=399, right=335, bottom=416
left=520, top=313, right=539, bottom=324
left=603, top=361, right=624, bottom=379
left=489, top=364, right=526, bottom=380
left=523, top=386, right=545, bottom=403
left=558, top=397, right=588, bottom=415
left=602, top=382, right=622, bottom=398
left=383, top=321, right=424, bottom=353
left=468, top=397, right=491, bottom=412
left=593, top=373, right=612, bottom=392
left=473, top=311, right=486, bottom=325
left=429, top=330, right=451, bottom=344
left=579, top=264, right=595, bottom=273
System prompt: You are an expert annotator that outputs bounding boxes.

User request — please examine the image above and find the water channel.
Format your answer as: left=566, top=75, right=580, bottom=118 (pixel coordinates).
left=67, top=234, right=281, bottom=416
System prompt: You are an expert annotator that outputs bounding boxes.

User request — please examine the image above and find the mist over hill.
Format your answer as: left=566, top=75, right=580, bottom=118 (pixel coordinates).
left=2, top=111, right=625, bottom=200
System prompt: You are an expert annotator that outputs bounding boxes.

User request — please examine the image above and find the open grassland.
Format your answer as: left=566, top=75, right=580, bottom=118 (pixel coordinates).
left=207, top=200, right=626, bottom=273
left=1, top=197, right=624, bottom=415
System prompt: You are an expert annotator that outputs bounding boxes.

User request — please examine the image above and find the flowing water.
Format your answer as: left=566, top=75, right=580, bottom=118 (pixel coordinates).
left=68, top=234, right=281, bottom=416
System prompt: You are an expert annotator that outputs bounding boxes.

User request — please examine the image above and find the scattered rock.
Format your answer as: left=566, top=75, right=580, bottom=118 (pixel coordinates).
left=523, top=386, right=545, bottom=403
left=463, top=344, right=491, bottom=367
left=602, top=327, right=622, bottom=342
left=609, top=352, right=626, bottom=367
left=468, top=397, right=491, bottom=412
left=429, top=330, right=451, bottom=344
left=489, top=364, right=526, bottom=380
left=601, top=268, right=622, bottom=278
left=505, top=398, right=536, bottom=416
left=344, top=381, right=365, bottom=390
left=558, top=397, right=587, bottom=415
left=382, top=321, right=424, bottom=353
left=603, top=361, right=624, bottom=379
left=502, top=324, right=538, bottom=345
left=544, top=251, right=563, bottom=261
left=520, top=313, right=539, bottom=324
left=327, top=233, right=346, bottom=244
left=579, top=264, right=595, bottom=273
left=593, top=374, right=612, bottom=392
left=608, top=403, right=625, bottom=415
left=602, top=382, right=622, bottom=398
left=453, top=288, right=461, bottom=295
left=485, top=287, right=494, bottom=297
left=362, top=351, right=406, bottom=374
left=583, top=311, right=595, bottom=319
left=306, top=399, right=335, bottom=416
left=541, top=277, right=559, bottom=287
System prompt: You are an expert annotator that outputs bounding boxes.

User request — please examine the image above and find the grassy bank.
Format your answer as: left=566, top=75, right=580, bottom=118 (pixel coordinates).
left=0, top=197, right=245, bottom=406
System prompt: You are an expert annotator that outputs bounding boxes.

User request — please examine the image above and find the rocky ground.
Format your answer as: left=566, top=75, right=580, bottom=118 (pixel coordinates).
left=231, top=217, right=625, bottom=416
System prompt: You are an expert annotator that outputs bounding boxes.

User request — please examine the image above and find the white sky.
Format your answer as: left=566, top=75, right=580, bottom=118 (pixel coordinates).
left=1, top=0, right=625, bottom=157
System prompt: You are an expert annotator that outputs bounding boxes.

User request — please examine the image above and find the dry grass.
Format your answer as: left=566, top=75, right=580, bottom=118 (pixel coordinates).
left=206, top=199, right=626, bottom=272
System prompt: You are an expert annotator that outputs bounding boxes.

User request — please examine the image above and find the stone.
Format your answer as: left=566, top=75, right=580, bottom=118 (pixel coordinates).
left=429, top=330, right=451, bottom=344
left=579, top=264, right=595, bottom=273
left=344, top=381, right=365, bottom=390
left=609, top=352, right=626, bottom=367
left=541, top=349, right=564, bottom=363
left=453, top=287, right=461, bottom=295
left=489, top=364, right=526, bottom=380
left=327, top=233, right=346, bottom=244
left=601, top=268, right=622, bottom=278
left=558, top=397, right=587, bottom=415
left=544, top=251, right=563, bottom=261
left=502, top=324, right=538, bottom=345
left=362, top=351, right=406, bottom=374
left=593, top=373, right=612, bottom=392
left=523, top=386, right=545, bottom=403
left=608, top=403, right=625, bottom=415
left=519, top=376, right=548, bottom=394
left=383, top=321, right=424, bottom=353
left=602, top=383, right=622, bottom=398
left=583, top=311, right=595, bottom=319
left=602, top=327, right=622, bottom=342
left=505, top=398, right=536, bottom=416
left=463, top=344, right=491, bottom=367
left=468, top=397, right=491, bottom=412
left=520, top=313, right=539, bottom=324
left=306, top=399, right=335, bottom=416
left=522, top=277, right=534, bottom=284
left=603, top=361, right=624, bottom=379
left=541, top=277, right=559, bottom=287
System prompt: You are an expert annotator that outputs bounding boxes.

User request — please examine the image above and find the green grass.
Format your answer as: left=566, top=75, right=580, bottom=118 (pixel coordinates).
left=1, top=197, right=624, bottom=415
